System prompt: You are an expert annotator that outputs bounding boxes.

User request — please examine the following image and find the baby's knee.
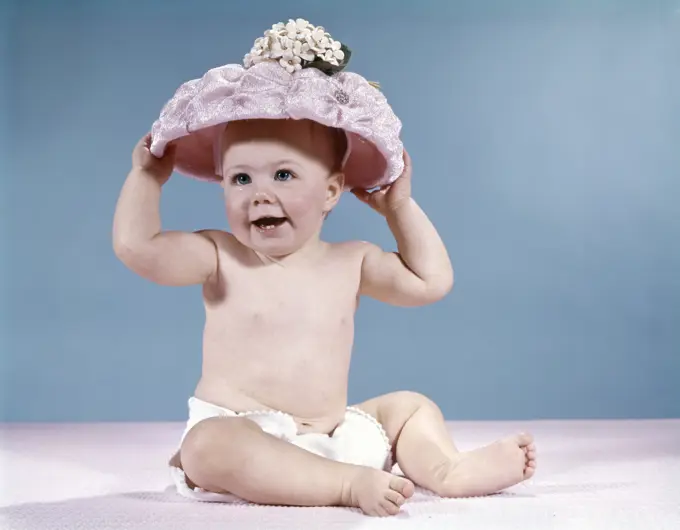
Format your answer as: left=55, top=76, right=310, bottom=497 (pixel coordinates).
left=180, top=417, right=255, bottom=483
left=392, top=391, right=439, bottom=413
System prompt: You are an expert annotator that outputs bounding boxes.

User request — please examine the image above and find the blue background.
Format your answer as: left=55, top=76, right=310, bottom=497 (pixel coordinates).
left=2, top=0, right=679, bottom=422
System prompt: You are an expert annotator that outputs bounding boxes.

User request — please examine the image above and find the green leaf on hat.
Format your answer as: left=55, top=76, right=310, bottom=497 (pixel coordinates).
left=305, top=43, right=352, bottom=76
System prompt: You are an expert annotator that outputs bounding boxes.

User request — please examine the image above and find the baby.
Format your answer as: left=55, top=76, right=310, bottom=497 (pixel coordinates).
left=112, top=20, right=536, bottom=517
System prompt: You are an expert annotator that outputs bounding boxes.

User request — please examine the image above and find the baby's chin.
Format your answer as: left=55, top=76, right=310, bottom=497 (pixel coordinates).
left=232, top=224, right=313, bottom=259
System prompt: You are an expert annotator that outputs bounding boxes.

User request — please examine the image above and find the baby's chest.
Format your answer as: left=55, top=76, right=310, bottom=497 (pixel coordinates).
left=232, top=274, right=358, bottom=328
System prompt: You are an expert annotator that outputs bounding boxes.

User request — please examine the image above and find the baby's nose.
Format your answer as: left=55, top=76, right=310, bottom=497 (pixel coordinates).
left=252, top=189, right=274, bottom=205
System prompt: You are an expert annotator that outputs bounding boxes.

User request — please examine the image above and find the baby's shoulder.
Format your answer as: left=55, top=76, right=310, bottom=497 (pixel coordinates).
left=325, top=239, right=377, bottom=263
left=330, top=239, right=378, bottom=252
left=196, top=229, right=247, bottom=260
left=197, top=229, right=232, bottom=245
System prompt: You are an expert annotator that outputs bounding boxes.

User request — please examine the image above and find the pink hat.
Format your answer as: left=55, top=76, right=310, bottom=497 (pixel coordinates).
left=149, top=18, right=404, bottom=190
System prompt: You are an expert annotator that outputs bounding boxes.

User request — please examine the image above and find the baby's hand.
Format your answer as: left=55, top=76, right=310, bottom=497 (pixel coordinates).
left=132, top=133, right=176, bottom=185
left=351, top=149, right=412, bottom=216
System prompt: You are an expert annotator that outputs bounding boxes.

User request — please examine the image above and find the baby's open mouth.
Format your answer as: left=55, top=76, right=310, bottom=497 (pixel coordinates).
left=252, top=216, right=288, bottom=231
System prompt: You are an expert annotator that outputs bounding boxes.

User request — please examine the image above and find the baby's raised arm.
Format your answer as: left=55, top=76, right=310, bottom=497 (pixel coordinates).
left=112, top=134, right=219, bottom=286
left=355, top=151, right=454, bottom=307
left=359, top=198, right=453, bottom=306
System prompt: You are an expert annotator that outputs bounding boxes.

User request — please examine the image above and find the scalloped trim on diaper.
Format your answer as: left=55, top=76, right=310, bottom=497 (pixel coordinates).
left=346, top=406, right=393, bottom=471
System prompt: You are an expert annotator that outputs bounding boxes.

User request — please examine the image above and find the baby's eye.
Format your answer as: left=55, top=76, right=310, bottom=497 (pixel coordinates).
left=232, top=173, right=251, bottom=185
left=274, top=170, right=294, bottom=182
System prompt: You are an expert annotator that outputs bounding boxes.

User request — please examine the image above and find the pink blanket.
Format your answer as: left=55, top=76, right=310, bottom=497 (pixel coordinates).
left=1, top=420, right=679, bottom=529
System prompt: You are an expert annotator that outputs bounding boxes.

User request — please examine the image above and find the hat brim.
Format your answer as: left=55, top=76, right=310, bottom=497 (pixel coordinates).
left=149, top=62, right=403, bottom=190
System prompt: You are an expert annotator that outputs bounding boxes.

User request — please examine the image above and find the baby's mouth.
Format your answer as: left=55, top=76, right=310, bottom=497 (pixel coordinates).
left=251, top=216, right=289, bottom=231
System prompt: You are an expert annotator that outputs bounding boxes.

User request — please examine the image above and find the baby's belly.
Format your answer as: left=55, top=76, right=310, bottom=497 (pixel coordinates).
left=196, top=333, right=353, bottom=434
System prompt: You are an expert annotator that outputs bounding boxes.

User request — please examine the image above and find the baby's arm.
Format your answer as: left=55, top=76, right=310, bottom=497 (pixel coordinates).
left=112, top=134, right=218, bottom=286
left=359, top=198, right=453, bottom=306
left=356, top=151, right=453, bottom=307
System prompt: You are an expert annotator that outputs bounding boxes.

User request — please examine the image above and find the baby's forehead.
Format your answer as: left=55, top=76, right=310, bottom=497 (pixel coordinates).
left=223, top=139, right=308, bottom=167
left=224, top=119, right=331, bottom=147
left=222, top=119, right=345, bottom=166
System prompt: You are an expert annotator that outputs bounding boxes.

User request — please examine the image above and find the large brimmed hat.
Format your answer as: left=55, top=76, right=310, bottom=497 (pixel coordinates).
left=149, top=18, right=404, bottom=190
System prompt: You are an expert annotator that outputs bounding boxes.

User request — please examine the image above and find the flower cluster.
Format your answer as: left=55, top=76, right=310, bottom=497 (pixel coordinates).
left=243, top=18, right=348, bottom=74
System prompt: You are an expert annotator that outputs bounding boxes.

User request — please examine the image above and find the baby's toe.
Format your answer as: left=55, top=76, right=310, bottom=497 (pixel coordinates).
left=390, top=476, right=415, bottom=498
left=515, top=432, right=534, bottom=447
left=380, top=498, right=401, bottom=516
left=386, top=489, right=405, bottom=507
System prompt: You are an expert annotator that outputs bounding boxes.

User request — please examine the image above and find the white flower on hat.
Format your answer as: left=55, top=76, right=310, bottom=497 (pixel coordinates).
left=243, top=18, right=350, bottom=74
left=322, top=40, right=345, bottom=66
left=306, top=27, right=331, bottom=52
left=243, top=46, right=269, bottom=68
left=268, top=40, right=287, bottom=60
left=293, top=40, right=315, bottom=62
left=280, top=50, right=302, bottom=73
left=285, top=18, right=313, bottom=40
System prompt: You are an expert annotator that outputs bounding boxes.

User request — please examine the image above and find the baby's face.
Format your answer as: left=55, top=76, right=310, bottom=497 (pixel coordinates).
left=220, top=120, right=344, bottom=258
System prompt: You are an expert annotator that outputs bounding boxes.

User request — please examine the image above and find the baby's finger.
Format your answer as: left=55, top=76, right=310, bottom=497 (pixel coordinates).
left=351, top=188, right=372, bottom=203
left=136, top=133, right=153, bottom=153
left=372, top=188, right=388, bottom=200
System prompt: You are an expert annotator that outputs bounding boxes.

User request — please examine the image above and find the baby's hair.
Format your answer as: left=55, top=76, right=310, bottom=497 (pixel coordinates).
left=293, top=119, right=348, bottom=176
left=297, top=122, right=346, bottom=221
left=317, top=126, right=347, bottom=220
left=222, top=118, right=347, bottom=175
left=325, top=125, right=348, bottom=174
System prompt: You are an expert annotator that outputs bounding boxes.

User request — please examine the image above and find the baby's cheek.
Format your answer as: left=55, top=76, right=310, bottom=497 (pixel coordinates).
left=224, top=192, right=247, bottom=224
left=284, top=187, right=325, bottom=217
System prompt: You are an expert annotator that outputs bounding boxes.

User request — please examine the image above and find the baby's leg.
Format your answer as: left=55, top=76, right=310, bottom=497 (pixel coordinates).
left=178, top=416, right=414, bottom=516
left=356, top=391, right=536, bottom=498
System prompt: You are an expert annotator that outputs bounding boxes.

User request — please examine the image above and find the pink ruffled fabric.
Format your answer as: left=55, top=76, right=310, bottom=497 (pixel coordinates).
left=149, top=61, right=404, bottom=190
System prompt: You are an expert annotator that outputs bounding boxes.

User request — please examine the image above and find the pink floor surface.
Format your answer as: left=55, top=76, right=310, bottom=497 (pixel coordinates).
left=1, top=420, right=679, bottom=529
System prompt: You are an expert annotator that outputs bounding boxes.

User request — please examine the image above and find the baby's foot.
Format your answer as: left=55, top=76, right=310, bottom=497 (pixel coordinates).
left=438, top=433, right=536, bottom=498
left=343, top=467, right=415, bottom=517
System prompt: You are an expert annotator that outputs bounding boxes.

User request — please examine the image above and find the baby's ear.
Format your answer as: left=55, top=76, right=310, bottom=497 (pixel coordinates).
left=325, top=171, right=345, bottom=209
